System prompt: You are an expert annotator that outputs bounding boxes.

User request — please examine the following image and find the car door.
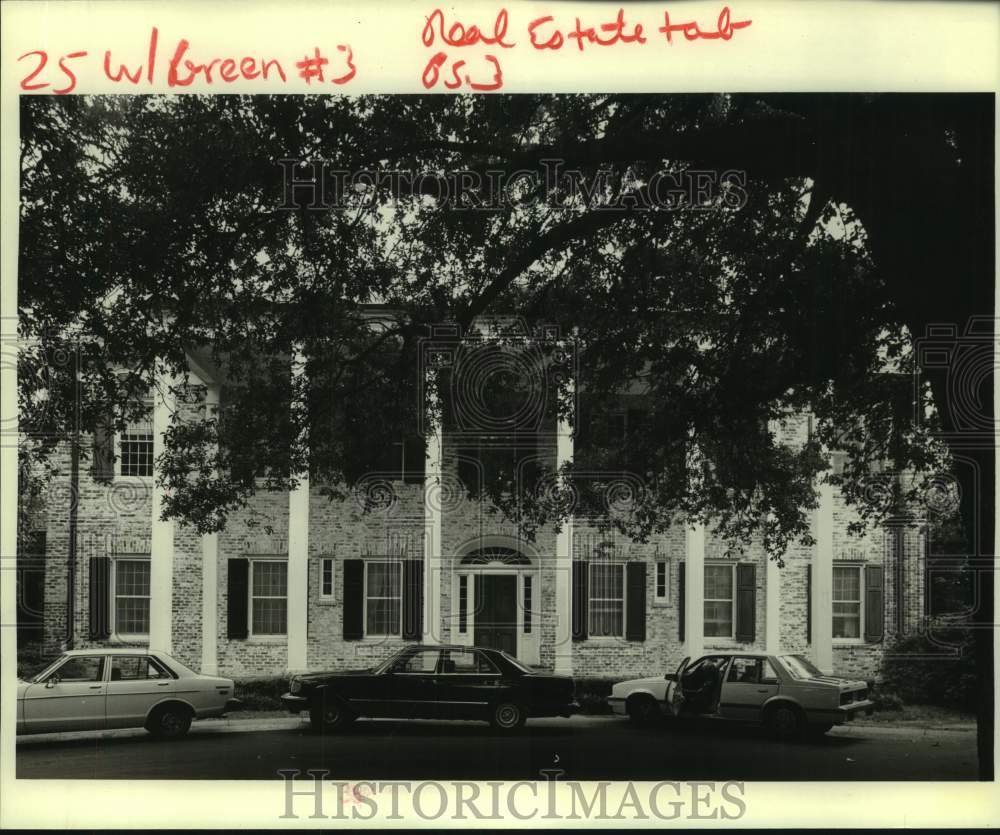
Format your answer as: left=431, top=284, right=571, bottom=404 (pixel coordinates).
left=665, top=657, right=690, bottom=716
left=719, top=656, right=780, bottom=722
left=105, top=654, right=175, bottom=729
left=21, top=655, right=108, bottom=733
left=434, top=649, right=502, bottom=720
left=381, top=648, right=440, bottom=718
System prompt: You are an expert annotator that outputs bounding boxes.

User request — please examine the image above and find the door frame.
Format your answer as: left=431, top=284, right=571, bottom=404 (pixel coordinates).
left=453, top=565, right=539, bottom=665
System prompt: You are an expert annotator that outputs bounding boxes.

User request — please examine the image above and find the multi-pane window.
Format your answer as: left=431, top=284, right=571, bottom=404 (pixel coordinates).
left=320, top=558, right=335, bottom=600
left=251, top=560, right=288, bottom=635
left=704, top=564, right=735, bottom=638
left=588, top=561, right=624, bottom=637
left=365, top=561, right=402, bottom=636
left=458, top=575, right=468, bottom=634
left=118, top=405, right=154, bottom=477
left=655, top=560, right=668, bottom=602
left=833, top=565, right=863, bottom=639
left=114, top=559, right=151, bottom=635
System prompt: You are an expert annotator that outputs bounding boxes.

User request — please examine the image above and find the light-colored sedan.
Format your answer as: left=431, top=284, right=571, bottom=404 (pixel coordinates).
left=17, top=648, right=239, bottom=739
left=608, top=651, right=874, bottom=739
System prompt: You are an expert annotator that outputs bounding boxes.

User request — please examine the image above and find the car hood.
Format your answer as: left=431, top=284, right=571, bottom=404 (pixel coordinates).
left=615, top=676, right=666, bottom=690
left=294, top=669, right=373, bottom=682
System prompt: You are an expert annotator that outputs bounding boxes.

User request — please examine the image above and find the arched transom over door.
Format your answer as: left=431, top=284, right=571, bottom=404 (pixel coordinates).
left=453, top=546, right=539, bottom=665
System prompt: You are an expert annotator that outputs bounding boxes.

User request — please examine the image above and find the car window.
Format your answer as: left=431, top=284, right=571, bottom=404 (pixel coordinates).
left=761, top=659, right=779, bottom=683
left=727, top=657, right=760, bottom=683
left=53, top=656, right=104, bottom=682
left=779, top=654, right=823, bottom=680
left=440, top=650, right=498, bottom=674
left=394, top=650, right=439, bottom=674
left=110, top=656, right=167, bottom=681
left=500, top=651, right=533, bottom=673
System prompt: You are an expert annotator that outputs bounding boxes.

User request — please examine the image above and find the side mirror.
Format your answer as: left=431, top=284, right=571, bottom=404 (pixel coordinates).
left=45, top=675, right=59, bottom=688
left=664, top=673, right=677, bottom=682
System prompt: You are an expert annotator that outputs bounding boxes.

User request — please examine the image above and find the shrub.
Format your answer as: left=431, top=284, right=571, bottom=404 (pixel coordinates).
left=17, top=642, right=55, bottom=680
left=879, top=625, right=976, bottom=712
left=234, top=676, right=290, bottom=711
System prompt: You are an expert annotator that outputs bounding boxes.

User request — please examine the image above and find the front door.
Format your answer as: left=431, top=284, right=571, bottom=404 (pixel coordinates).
left=719, top=656, right=780, bottom=722
left=474, top=575, right=517, bottom=655
left=22, top=655, right=107, bottom=733
left=381, top=647, right=440, bottom=718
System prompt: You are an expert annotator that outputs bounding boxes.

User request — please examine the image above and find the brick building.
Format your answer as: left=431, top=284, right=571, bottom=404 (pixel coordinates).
left=31, top=332, right=926, bottom=683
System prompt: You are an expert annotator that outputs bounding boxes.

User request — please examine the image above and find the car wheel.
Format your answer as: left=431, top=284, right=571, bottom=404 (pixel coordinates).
left=766, top=703, right=804, bottom=742
left=310, top=696, right=354, bottom=732
left=147, top=704, right=192, bottom=740
left=627, top=695, right=661, bottom=726
left=490, top=701, right=526, bottom=731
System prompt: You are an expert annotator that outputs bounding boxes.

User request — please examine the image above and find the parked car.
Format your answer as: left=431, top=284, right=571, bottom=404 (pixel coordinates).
left=608, top=651, right=874, bottom=739
left=16, top=648, right=239, bottom=739
left=282, top=644, right=578, bottom=732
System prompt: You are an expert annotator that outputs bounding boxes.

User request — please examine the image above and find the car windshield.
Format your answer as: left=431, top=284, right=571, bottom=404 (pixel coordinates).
left=779, top=654, right=825, bottom=680
left=499, top=651, right=532, bottom=673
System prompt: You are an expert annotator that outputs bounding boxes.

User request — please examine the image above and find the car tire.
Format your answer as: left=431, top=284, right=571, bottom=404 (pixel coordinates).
left=627, top=694, right=661, bottom=726
left=147, top=704, right=192, bottom=740
left=490, top=701, right=526, bottom=732
left=310, top=696, right=354, bottom=733
left=766, top=702, right=804, bottom=742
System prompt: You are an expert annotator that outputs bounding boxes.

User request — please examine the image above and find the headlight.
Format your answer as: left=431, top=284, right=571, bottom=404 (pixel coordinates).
left=290, top=678, right=301, bottom=695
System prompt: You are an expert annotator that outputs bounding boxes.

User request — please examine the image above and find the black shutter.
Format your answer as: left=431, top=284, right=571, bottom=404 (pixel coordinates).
left=806, top=564, right=812, bottom=644
left=402, top=559, right=424, bottom=640
left=735, top=563, right=757, bottom=643
left=342, top=559, right=365, bottom=640
left=678, top=561, right=685, bottom=641
left=88, top=557, right=110, bottom=639
left=227, top=559, right=249, bottom=640
left=91, top=415, right=114, bottom=481
left=572, top=560, right=588, bottom=641
left=625, top=561, right=647, bottom=641
left=864, top=565, right=885, bottom=643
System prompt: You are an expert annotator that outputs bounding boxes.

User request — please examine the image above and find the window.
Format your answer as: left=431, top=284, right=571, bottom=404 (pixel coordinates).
left=53, top=656, right=104, bottom=682
left=588, top=561, right=625, bottom=637
left=441, top=649, right=499, bottom=674
left=320, top=558, right=335, bottom=600
left=393, top=648, right=438, bottom=673
left=365, top=561, right=402, bottom=636
left=761, top=659, right=779, bottom=684
left=523, top=575, right=533, bottom=634
left=655, top=560, right=668, bottom=603
left=727, top=657, right=760, bottom=683
left=251, top=560, right=288, bottom=636
left=833, top=565, right=863, bottom=640
left=458, top=575, right=468, bottom=634
left=110, top=655, right=168, bottom=681
left=118, top=404, right=154, bottom=477
left=704, top=564, right=735, bottom=638
left=114, top=559, right=150, bottom=635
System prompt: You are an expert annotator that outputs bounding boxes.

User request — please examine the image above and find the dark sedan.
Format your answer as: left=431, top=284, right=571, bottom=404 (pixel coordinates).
left=281, top=645, right=578, bottom=732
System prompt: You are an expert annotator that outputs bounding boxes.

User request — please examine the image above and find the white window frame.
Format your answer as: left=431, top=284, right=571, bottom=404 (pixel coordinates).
left=248, top=558, right=288, bottom=638
left=319, top=557, right=336, bottom=602
left=654, top=559, right=669, bottom=605
left=832, top=563, right=865, bottom=643
left=115, top=400, right=155, bottom=480
left=111, top=556, right=151, bottom=639
left=588, top=560, right=626, bottom=639
left=363, top=560, right=403, bottom=638
left=704, top=562, right=736, bottom=640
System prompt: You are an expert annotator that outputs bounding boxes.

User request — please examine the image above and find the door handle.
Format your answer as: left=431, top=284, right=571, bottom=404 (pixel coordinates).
left=88, top=685, right=102, bottom=690
left=757, top=689, right=770, bottom=693
left=157, top=682, right=170, bottom=687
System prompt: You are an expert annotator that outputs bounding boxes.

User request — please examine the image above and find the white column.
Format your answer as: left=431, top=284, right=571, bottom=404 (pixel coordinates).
left=423, top=381, right=443, bottom=644
left=149, top=369, right=176, bottom=654
left=553, top=390, right=574, bottom=676
left=200, top=383, right=220, bottom=675
left=286, top=347, right=309, bottom=672
left=812, top=481, right=835, bottom=673
left=684, top=521, right=705, bottom=660
left=765, top=555, right=781, bottom=654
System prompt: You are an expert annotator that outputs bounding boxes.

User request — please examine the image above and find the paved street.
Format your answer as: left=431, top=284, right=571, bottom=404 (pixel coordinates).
left=16, top=715, right=977, bottom=781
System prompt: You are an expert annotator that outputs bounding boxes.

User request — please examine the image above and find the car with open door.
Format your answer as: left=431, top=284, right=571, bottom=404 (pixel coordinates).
left=16, top=648, right=239, bottom=739
left=281, top=644, right=578, bottom=732
left=608, top=651, right=873, bottom=740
